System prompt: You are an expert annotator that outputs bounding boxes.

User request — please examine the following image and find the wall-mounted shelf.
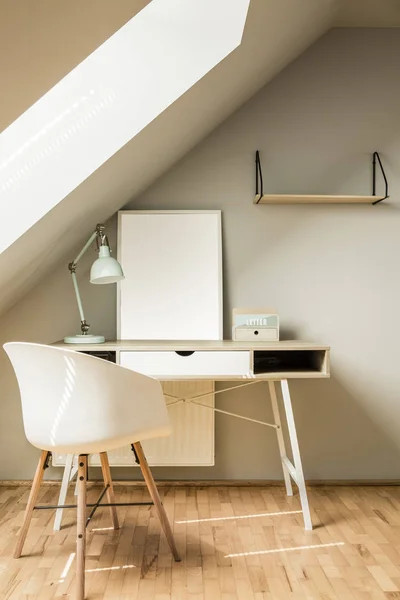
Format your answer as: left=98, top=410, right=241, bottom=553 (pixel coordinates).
left=254, top=194, right=383, bottom=204
left=254, top=151, right=389, bottom=205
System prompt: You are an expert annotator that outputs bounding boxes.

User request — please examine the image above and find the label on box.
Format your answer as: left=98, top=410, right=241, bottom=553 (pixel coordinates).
left=234, top=314, right=279, bottom=328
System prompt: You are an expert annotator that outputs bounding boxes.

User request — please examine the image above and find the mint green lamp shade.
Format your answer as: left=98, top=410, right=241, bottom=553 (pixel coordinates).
left=90, top=245, right=124, bottom=284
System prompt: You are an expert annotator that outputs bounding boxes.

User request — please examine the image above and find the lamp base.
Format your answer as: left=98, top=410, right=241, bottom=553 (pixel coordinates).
left=63, top=334, right=105, bottom=344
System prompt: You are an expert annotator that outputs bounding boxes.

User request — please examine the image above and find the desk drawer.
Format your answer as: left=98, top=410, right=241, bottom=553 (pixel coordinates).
left=120, top=351, right=250, bottom=378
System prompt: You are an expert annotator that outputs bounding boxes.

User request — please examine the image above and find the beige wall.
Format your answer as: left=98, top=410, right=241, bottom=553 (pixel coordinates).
left=1, top=28, right=400, bottom=481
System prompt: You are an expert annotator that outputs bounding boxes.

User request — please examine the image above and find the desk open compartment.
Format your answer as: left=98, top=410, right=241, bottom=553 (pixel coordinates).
left=81, top=350, right=116, bottom=363
left=253, top=348, right=328, bottom=376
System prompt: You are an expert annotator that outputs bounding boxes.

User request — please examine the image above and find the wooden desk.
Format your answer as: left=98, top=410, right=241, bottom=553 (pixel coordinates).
left=52, top=340, right=330, bottom=530
left=53, top=339, right=329, bottom=379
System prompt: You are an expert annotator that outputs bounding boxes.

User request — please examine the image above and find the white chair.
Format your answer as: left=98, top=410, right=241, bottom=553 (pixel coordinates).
left=4, top=342, right=180, bottom=600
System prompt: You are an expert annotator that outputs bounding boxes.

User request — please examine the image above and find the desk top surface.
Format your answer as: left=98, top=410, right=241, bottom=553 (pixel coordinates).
left=53, top=339, right=330, bottom=352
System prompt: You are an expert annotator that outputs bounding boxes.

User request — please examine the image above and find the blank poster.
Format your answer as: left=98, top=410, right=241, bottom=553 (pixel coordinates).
left=118, top=210, right=222, bottom=340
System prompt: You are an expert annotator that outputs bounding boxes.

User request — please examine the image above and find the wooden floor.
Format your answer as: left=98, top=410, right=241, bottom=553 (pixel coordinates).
left=1, top=484, right=400, bottom=599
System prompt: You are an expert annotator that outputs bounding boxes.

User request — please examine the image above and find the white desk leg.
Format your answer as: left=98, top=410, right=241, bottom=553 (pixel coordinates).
left=54, top=454, right=77, bottom=531
left=268, top=381, right=293, bottom=497
left=281, top=379, right=312, bottom=531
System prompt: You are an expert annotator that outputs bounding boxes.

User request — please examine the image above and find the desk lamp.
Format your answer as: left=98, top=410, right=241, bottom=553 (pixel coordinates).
left=64, top=224, right=124, bottom=344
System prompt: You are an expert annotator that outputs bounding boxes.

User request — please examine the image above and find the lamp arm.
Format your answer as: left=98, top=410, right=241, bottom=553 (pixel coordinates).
left=68, top=225, right=104, bottom=335
left=71, top=271, right=86, bottom=323
left=71, top=230, right=99, bottom=268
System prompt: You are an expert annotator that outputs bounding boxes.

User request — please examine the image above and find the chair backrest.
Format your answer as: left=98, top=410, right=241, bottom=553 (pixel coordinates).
left=4, top=342, right=171, bottom=453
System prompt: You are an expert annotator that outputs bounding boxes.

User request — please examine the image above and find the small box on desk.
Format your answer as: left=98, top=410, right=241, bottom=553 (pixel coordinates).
left=232, top=308, right=279, bottom=342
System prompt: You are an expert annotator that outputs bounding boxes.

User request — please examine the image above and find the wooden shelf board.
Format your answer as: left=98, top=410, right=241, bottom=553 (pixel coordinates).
left=254, top=194, right=384, bottom=205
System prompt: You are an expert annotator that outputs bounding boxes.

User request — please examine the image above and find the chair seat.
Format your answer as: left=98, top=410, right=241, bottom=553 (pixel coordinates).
left=36, top=424, right=171, bottom=455
left=4, top=342, right=171, bottom=453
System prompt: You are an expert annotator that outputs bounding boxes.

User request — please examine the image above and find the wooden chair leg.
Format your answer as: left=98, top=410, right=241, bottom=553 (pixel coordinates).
left=76, top=455, right=87, bottom=600
left=100, top=452, right=119, bottom=530
left=14, top=450, right=49, bottom=559
left=133, top=442, right=180, bottom=561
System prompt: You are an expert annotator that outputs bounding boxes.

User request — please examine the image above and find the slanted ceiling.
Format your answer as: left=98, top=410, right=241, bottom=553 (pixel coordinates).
left=0, top=0, right=151, bottom=132
left=0, top=0, right=398, bottom=317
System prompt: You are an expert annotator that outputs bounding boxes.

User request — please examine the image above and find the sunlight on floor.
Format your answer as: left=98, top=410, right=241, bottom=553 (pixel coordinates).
left=58, top=552, right=136, bottom=582
left=176, top=509, right=303, bottom=524
left=226, top=541, right=345, bottom=558
left=85, top=565, right=136, bottom=573
left=58, top=552, right=75, bottom=583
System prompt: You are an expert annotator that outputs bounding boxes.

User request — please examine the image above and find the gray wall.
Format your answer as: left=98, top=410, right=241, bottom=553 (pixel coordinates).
left=1, top=28, right=400, bottom=481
